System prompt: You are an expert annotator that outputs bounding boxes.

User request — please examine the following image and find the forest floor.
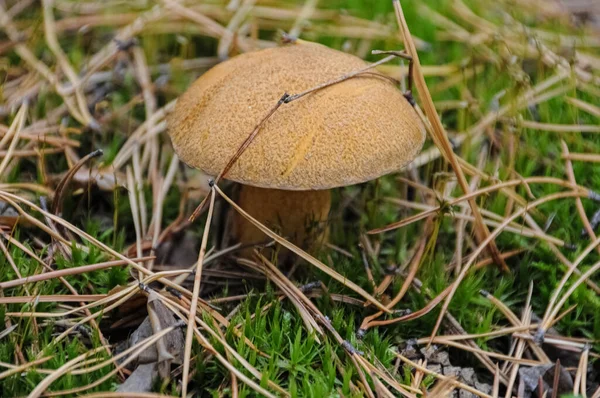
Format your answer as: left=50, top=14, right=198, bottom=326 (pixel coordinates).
left=0, top=0, right=599, bottom=396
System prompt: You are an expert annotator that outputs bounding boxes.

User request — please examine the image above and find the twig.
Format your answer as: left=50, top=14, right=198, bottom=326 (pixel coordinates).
left=181, top=187, right=216, bottom=397
left=0, top=256, right=153, bottom=289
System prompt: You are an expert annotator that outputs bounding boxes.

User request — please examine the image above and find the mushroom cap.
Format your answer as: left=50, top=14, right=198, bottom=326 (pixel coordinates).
left=168, top=41, right=425, bottom=190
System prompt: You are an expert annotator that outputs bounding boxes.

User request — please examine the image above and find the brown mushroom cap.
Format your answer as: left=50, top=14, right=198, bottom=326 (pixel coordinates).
left=168, top=40, right=425, bottom=190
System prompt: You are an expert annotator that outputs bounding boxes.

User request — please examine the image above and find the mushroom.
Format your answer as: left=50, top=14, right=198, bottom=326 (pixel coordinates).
left=168, top=40, right=425, bottom=256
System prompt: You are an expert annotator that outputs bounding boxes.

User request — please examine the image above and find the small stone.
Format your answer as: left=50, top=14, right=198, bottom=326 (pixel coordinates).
left=475, top=381, right=492, bottom=394
left=460, top=367, right=476, bottom=385
left=459, top=390, right=476, bottom=398
left=0, top=202, right=18, bottom=217
left=438, top=351, right=451, bottom=366
left=421, top=345, right=451, bottom=366
left=401, top=345, right=420, bottom=359
left=421, top=345, right=437, bottom=360
left=427, top=364, right=443, bottom=375
left=443, top=366, right=462, bottom=378
left=400, top=339, right=420, bottom=360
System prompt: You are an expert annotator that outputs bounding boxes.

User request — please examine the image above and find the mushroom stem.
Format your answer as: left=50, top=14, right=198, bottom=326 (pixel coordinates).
left=232, top=185, right=331, bottom=256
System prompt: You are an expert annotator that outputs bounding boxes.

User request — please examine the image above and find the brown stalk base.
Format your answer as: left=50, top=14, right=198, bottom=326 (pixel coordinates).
left=231, top=185, right=331, bottom=260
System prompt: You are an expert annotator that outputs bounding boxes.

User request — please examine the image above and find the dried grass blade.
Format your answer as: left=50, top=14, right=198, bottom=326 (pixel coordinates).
left=392, top=0, right=507, bottom=271
left=0, top=102, right=28, bottom=177
left=181, top=187, right=216, bottom=397
left=52, top=149, right=103, bottom=215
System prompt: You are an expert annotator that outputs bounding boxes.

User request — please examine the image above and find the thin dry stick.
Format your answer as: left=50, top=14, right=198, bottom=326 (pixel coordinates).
left=562, top=140, right=598, bottom=247
left=562, top=152, right=600, bottom=163
left=126, top=166, right=144, bottom=280
left=0, top=148, right=64, bottom=157
left=217, top=0, right=256, bottom=58
left=284, top=54, right=397, bottom=103
left=0, top=256, right=153, bottom=289
left=519, top=119, right=600, bottom=133
left=385, top=197, right=567, bottom=246
left=181, top=187, right=216, bottom=398
left=132, top=45, right=158, bottom=183
left=565, top=96, right=600, bottom=118
left=573, top=346, right=589, bottom=395
left=42, top=0, right=96, bottom=128
left=365, top=284, right=452, bottom=328
left=148, top=153, right=179, bottom=272
left=503, top=307, right=531, bottom=397
left=0, top=295, right=105, bottom=304
left=8, top=283, right=137, bottom=319
left=288, top=0, right=319, bottom=38
left=0, top=102, right=28, bottom=178
left=131, top=145, right=148, bottom=236
left=415, top=324, right=536, bottom=344
left=0, top=356, right=52, bottom=380
left=393, top=0, right=507, bottom=271
left=79, top=394, right=172, bottom=398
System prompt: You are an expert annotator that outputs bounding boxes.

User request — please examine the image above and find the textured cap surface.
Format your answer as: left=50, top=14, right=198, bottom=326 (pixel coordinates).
left=168, top=41, right=425, bottom=190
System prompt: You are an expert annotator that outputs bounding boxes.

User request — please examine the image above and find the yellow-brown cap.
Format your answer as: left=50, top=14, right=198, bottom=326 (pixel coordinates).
left=168, top=41, right=425, bottom=190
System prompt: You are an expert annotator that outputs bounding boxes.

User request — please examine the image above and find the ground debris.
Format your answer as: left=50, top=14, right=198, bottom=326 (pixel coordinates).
left=116, top=363, right=157, bottom=394
left=0, top=200, right=20, bottom=228
left=399, top=343, right=492, bottom=398
left=518, top=363, right=573, bottom=398
left=115, top=290, right=184, bottom=393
